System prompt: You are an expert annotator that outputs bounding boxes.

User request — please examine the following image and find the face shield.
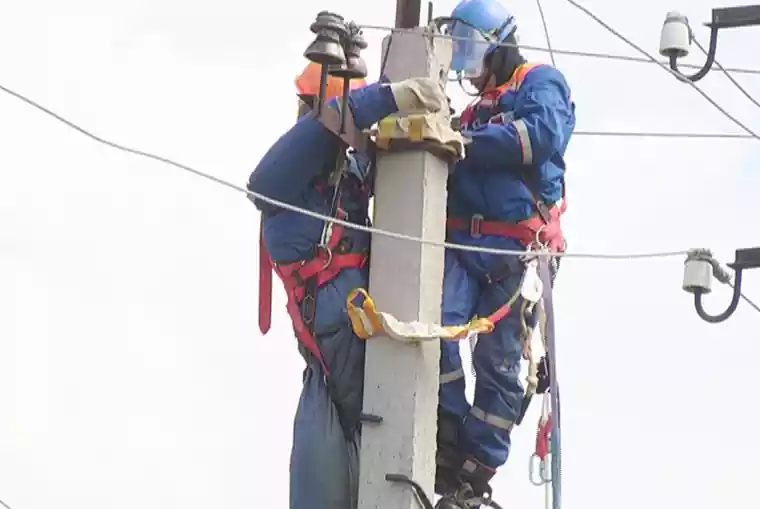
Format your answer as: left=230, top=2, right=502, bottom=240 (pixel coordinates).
left=448, top=20, right=492, bottom=79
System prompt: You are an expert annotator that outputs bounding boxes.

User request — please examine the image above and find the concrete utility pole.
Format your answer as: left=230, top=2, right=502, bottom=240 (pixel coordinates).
left=356, top=4, right=453, bottom=509
left=395, top=0, right=421, bottom=28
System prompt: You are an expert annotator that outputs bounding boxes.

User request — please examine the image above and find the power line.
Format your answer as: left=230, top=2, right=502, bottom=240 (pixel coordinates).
left=694, top=37, right=760, bottom=111
left=727, top=282, right=760, bottom=315
left=551, top=0, right=759, bottom=315
left=535, top=0, right=556, bottom=67
left=1, top=72, right=758, bottom=314
left=575, top=130, right=752, bottom=139
left=357, top=24, right=760, bottom=76
left=363, top=13, right=760, bottom=140
left=527, top=5, right=754, bottom=142
left=559, top=0, right=760, bottom=140
left=741, top=292, right=760, bottom=314
left=361, top=24, right=758, bottom=140
left=0, top=81, right=694, bottom=260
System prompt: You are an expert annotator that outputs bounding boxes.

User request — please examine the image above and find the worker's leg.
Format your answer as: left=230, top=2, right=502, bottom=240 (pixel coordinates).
left=436, top=249, right=479, bottom=495
left=458, top=254, right=534, bottom=495
left=290, top=270, right=367, bottom=509
left=316, top=322, right=366, bottom=438
left=312, top=269, right=368, bottom=438
left=290, top=364, right=359, bottom=509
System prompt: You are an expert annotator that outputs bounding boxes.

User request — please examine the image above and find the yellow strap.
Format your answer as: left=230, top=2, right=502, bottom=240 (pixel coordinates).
left=408, top=115, right=424, bottom=142
left=375, top=114, right=429, bottom=146
left=346, top=288, right=496, bottom=342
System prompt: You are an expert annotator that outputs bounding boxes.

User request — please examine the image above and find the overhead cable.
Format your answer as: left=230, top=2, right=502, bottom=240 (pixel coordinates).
left=364, top=13, right=759, bottom=140
left=357, top=24, right=760, bottom=76
left=535, top=0, right=556, bottom=67
left=694, top=37, right=760, bottom=111
left=558, top=0, right=760, bottom=140
left=0, top=81, right=694, bottom=261
left=2, top=78, right=758, bottom=314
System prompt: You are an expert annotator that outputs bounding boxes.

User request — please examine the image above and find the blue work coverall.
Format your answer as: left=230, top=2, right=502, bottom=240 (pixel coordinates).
left=439, top=63, right=575, bottom=473
left=246, top=81, right=399, bottom=509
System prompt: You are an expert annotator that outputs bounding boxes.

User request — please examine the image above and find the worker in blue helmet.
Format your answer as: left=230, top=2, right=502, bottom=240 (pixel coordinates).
left=434, top=0, right=576, bottom=506
left=248, top=62, right=448, bottom=509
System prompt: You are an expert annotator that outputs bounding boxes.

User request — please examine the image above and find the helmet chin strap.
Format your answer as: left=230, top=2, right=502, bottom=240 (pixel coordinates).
left=456, top=64, right=495, bottom=96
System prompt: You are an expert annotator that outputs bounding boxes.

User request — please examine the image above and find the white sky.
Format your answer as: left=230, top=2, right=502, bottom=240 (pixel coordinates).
left=1, top=0, right=759, bottom=508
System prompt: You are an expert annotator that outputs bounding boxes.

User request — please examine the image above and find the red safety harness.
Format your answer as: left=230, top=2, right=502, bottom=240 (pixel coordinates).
left=257, top=179, right=369, bottom=376
left=447, top=63, right=568, bottom=253
left=447, top=197, right=567, bottom=252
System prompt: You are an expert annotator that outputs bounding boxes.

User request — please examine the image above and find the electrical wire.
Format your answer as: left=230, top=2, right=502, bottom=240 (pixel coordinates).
left=530, top=0, right=755, bottom=141
left=0, top=66, right=757, bottom=313
left=741, top=292, right=760, bottom=314
left=535, top=0, right=556, bottom=67
left=558, top=0, right=760, bottom=140
left=0, top=498, right=11, bottom=509
left=526, top=7, right=753, bottom=141
left=357, top=23, right=760, bottom=76
left=730, top=282, right=760, bottom=314
left=361, top=19, right=760, bottom=140
left=575, top=130, right=752, bottom=139
left=0, top=81, right=695, bottom=261
left=694, top=37, right=760, bottom=111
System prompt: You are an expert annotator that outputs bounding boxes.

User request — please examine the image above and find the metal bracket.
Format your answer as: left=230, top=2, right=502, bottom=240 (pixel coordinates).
left=667, top=4, right=760, bottom=82
left=691, top=246, right=760, bottom=323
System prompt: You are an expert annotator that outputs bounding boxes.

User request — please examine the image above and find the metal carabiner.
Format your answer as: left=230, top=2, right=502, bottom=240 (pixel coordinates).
left=532, top=224, right=548, bottom=251
left=529, top=452, right=552, bottom=485
left=318, top=247, right=333, bottom=271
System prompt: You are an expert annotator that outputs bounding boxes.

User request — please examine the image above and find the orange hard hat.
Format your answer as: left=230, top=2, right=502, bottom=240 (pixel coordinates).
left=295, top=62, right=367, bottom=101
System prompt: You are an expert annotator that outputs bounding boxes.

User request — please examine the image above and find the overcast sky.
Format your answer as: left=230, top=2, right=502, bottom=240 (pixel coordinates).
left=1, top=0, right=759, bottom=508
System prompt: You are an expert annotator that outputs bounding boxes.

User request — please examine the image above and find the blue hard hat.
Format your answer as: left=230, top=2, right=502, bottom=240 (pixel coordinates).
left=446, top=0, right=517, bottom=78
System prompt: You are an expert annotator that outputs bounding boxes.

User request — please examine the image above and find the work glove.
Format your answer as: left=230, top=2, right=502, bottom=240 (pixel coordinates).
left=389, top=77, right=448, bottom=114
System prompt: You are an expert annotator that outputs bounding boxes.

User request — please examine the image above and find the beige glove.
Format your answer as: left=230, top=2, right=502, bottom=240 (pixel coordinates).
left=389, top=77, right=448, bottom=114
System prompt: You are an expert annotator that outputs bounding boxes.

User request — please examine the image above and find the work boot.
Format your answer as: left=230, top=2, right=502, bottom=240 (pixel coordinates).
left=435, top=455, right=497, bottom=508
left=434, top=482, right=481, bottom=509
left=458, top=455, right=496, bottom=499
left=435, top=410, right=463, bottom=496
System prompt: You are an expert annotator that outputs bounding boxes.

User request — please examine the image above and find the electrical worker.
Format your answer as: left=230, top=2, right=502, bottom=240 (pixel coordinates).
left=247, top=61, right=448, bottom=509
left=433, top=0, right=576, bottom=506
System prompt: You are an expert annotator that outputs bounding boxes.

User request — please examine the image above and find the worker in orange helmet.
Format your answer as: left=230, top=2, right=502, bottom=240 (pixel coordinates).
left=247, top=61, right=448, bottom=509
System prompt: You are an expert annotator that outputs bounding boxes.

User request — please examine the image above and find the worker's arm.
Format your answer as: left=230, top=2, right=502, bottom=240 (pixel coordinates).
left=463, top=66, right=575, bottom=169
left=247, top=81, right=398, bottom=212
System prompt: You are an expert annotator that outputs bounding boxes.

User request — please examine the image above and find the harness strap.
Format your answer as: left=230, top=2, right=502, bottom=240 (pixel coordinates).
left=446, top=202, right=566, bottom=251
left=258, top=219, right=272, bottom=335
left=277, top=249, right=368, bottom=302
left=271, top=207, right=368, bottom=376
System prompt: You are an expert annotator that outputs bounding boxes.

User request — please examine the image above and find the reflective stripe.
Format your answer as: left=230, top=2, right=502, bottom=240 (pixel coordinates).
left=461, top=459, right=478, bottom=473
left=440, top=367, right=465, bottom=384
left=513, top=118, right=533, bottom=164
left=470, top=406, right=514, bottom=431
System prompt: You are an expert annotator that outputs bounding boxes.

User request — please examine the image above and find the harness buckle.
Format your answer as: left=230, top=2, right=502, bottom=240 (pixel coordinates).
left=535, top=200, right=551, bottom=224
left=534, top=224, right=547, bottom=250
left=488, top=112, right=505, bottom=125
left=470, top=214, right=484, bottom=238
